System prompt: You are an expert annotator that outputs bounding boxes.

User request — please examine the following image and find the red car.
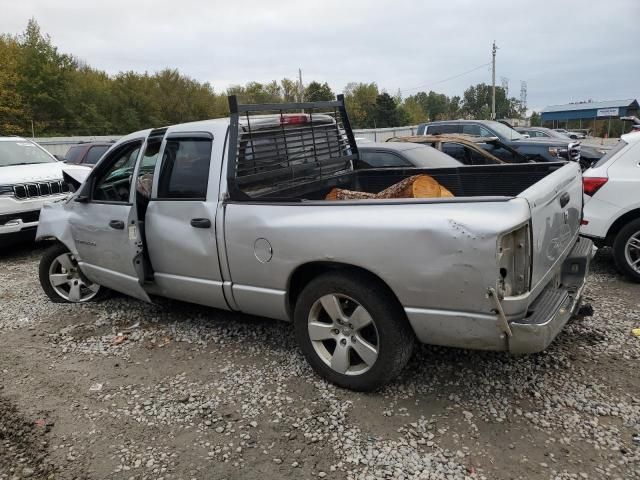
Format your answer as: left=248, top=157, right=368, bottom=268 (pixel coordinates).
left=63, top=142, right=113, bottom=167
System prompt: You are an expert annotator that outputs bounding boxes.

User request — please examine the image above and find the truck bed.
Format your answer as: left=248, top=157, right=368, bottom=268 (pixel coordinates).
left=257, top=162, right=568, bottom=201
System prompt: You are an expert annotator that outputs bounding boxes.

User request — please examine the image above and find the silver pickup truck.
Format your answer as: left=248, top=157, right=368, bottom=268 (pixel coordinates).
left=36, top=96, right=594, bottom=391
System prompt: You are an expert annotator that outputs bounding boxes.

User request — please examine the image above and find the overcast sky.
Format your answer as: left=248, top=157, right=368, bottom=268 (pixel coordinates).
left=1, top=0, right=638, bottom=112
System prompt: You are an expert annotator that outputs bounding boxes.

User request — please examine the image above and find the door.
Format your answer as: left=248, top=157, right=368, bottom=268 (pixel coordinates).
left=143, top=133, right=227, bottom=309
left=69, top=139, right=151, bottom=301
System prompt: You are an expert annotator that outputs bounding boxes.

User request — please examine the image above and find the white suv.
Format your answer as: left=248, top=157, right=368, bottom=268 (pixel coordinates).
left=581, top=132, right=640, bottom=281
left=0, top=137, right=70, bottom=246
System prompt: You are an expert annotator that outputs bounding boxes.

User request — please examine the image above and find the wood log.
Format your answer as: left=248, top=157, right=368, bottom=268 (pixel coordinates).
left=325, top=188, right=376, bottom=200
left=376, top=174, right=454, bottom=199
left=325, top=175, right=454, bottom=201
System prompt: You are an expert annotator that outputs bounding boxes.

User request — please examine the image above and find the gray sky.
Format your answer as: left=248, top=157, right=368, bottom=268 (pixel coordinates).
left=2, top=0, right=638, bottom=112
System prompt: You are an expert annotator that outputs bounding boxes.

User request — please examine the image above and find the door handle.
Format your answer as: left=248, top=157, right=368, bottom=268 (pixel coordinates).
left=559, top=192, right=570, bottom=208
left=190, top=218, right=211, bottom=229
left=109, top=220, right=125, bottom=230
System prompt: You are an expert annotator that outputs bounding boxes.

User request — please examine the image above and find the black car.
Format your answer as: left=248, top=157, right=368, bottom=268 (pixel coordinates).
left=356, top=142, right=462, bottom=169
left=417, top=120, right=582, bottom=165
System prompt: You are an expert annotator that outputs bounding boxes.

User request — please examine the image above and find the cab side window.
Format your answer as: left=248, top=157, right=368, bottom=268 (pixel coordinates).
left=157, top=137, right=212, bottom=199
left=92, top=141, right=142, bottom=203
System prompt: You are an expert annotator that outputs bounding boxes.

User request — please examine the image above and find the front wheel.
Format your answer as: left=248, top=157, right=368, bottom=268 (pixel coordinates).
left=612, top=218, right=640, bottom=283
left=293, top=271, right=415, bottom=391
left=39, top=242, right=108, bottom=303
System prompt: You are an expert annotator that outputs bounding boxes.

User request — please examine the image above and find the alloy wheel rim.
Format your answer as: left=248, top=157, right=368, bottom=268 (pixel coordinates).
left=624, top=231, right=640, bottom=274
left=48, top=253, right=100, bottom=302
left=307, top=293, right=379, bottom=376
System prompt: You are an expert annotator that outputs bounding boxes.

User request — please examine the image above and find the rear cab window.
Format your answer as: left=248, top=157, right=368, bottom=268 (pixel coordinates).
left=157, top=136, right=213, bottom=199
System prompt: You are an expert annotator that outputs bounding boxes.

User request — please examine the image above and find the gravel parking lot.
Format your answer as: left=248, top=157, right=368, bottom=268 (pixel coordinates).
left=1, top=243, right=638, bottom=480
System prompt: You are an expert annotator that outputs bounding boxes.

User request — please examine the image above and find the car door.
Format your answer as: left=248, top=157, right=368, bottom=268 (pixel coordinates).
left=68, top=138, right=151, bottom=302
left=143, top=132, right=227, bottom=309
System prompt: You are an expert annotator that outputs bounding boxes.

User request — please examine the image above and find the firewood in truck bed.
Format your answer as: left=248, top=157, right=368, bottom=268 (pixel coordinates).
left=325, top=175, right=454, bottom=200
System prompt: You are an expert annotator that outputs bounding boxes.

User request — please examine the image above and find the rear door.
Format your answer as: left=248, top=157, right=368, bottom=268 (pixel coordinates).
left=68, top=139, right=151, bottom=301
left=143, top=132, right=227, bottom=308
left=518, top=162, right=583, bottom=288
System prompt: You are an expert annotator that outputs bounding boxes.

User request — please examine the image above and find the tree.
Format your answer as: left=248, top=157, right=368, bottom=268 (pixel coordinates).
left=304, top=81, right=334, bottom=102
left=372, top=92, right=401, bottom=128
left=280, top=78, right=299, bottom=102
left=0, top=35, right=25, bottom=134
left=344, top=82, right=379, bottom=128
left=530, top=111, right=541, bottom=127
left=461, top=83, right=524, bottom=120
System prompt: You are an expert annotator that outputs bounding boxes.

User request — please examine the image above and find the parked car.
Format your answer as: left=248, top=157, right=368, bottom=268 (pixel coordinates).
left=621, top=116, right=640, bottom=132
left=516, top=127, right=605, bottom=166
left=387, top=134, right=517, bottom=165
left=417, top=120, right=582, bottom=165
left=0, top=137, right=71, bottom=246
left=357, top=142, right=462, bottom=168
left=581, top=132, right=640, bottom=282
left=36, top=96, right=593, bottom=391
left=553, top=128, right=583, bottom=140
left=63, top=142, right=113, bottom=167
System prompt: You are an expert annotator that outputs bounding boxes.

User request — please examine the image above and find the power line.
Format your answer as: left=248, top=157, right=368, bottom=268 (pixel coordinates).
left=399, top=62, right=492, bottom=94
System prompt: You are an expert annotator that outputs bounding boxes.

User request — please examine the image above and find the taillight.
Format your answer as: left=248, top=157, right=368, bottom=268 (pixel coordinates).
left=583, top=177, right=608, bottom=196
left=280, top=114, right=309, bottom=125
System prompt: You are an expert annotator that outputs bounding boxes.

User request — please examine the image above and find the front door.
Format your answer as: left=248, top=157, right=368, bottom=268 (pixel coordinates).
left=69, top=138, right=151, bottom=302
left=143, top=132, right=227, bottom=309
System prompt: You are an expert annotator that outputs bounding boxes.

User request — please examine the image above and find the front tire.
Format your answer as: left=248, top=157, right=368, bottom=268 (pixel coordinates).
left=612, top=218, right=640, bottom=283
left=39, top=242, right=108, bottom=303
left=293, top=271, right=415, bottom=391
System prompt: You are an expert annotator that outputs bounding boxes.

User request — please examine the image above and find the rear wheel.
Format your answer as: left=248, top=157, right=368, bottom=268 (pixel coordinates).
left=612, top=218, right=640, bottom=283
left=293, top=271, right=415, bottom=391
left=39, top=242, right=108, bottom=303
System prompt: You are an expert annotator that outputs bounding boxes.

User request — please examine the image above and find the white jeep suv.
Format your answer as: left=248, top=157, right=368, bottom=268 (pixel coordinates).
left=581, top=132, right=640, bottom=281
left=0, top=137, right=70, bottom=246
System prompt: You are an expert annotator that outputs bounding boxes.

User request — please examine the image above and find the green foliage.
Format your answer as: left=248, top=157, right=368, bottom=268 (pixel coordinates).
left=461, top=83, right=524, bottom=119
left=304, top=81, right=334, bottom=102
left=529, top=111, right=541, bottom=127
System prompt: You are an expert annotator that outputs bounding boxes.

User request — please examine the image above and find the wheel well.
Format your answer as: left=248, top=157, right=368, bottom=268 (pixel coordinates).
left=605, top=208, right=640, bottom=245
left=286, top=262, right=404, bottom=318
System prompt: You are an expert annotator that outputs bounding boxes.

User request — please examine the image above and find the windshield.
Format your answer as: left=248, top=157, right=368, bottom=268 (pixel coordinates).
left=0, top=140, right=56, bottom=167
left=593, top=140, right=628, bottom=168
left=486, top=122, right=524, bottom=141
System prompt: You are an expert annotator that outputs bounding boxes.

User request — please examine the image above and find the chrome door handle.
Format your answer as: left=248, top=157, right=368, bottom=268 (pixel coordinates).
left=109, top=220, right=125, bottom=230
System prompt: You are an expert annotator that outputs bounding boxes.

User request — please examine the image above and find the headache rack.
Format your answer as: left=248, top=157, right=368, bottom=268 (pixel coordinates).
left=226, top=94, right=358, bottom=200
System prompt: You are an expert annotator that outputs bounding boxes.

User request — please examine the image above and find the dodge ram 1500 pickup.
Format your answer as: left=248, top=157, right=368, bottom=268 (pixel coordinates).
left=36, top=96, right=594, bottom=390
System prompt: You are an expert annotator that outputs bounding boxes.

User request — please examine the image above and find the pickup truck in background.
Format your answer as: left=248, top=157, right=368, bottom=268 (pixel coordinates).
left=417, top=120, right=588, bottom=167
left=36, top=96, right=594, bottom=391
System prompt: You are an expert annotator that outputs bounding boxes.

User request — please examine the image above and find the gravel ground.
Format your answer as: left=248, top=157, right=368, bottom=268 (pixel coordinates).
left=0, top=242, right=638, bottom=480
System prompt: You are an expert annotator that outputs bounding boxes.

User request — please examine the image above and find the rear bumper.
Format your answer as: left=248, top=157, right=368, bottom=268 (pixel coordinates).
left=508, top=237, right=595, bottom=354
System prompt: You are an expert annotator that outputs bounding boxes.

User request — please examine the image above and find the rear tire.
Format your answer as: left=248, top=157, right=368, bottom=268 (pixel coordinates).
left=612, top=218, right=640, bottom=283
left=293, top=271, right=415, bottom=391
left=39, top=242, right=109, bottom=303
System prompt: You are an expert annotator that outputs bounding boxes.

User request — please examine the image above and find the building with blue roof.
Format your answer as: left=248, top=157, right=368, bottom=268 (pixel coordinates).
left=540, top=99, right=639, bottom=137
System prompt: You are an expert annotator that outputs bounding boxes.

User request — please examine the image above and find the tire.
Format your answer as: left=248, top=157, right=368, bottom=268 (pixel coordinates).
left=39, top=242, right=109, bottom=303
left=293, top=271, right=415, bottom=391
left=612, top=218, right=640, bottom=283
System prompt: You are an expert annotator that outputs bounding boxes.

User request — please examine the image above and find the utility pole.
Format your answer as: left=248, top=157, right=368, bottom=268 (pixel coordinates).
left=298, top=68, right=304, bottom=102
left=31, top=120, right=35, bottom=139
left=491, top=41, right=497, bottom=120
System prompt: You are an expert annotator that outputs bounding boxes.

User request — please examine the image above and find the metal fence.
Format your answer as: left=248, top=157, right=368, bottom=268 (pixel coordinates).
left=352, top=126, right=419, bottom=142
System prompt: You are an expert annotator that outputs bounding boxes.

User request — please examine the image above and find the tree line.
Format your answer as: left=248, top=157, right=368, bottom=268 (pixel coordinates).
left=0, top=20, right=527, bottom=137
